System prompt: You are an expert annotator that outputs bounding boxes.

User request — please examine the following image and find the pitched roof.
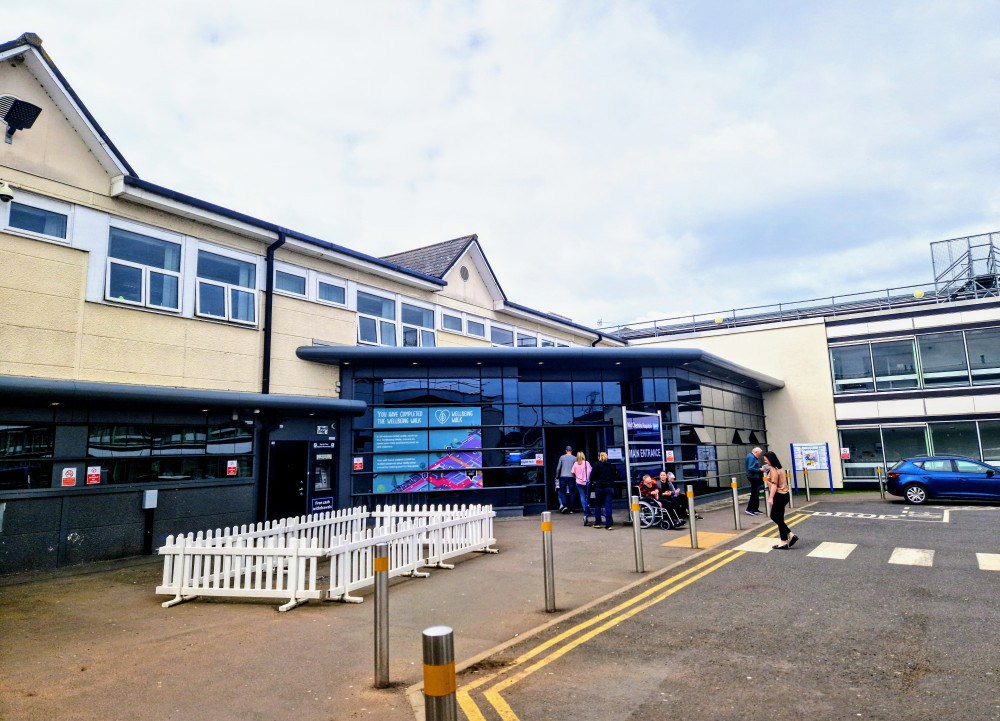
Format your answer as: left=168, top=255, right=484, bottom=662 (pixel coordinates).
left=380, top=235, right=478, bottom=278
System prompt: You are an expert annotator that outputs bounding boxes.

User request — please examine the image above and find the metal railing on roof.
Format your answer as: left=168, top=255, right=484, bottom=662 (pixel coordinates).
left=598, top=276, right=1000, bottom=341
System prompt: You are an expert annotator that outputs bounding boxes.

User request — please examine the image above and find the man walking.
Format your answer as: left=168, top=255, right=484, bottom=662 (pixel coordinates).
left=555, top=446, right=577, bottom=513
left=745, top=447, right=764, bottom=515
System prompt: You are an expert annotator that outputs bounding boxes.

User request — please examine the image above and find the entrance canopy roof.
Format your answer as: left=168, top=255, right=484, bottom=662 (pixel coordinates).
left=296, top=346, right=784, bottom=392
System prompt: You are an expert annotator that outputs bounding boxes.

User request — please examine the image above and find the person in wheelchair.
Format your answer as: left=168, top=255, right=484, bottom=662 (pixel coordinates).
left=638, top=474, right=685, bottom=529
left=659, top=471, right=703, bottom=521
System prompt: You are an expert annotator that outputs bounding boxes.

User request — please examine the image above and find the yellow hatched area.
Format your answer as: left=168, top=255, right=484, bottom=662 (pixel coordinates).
left=661, top=531, right=735, bottom=548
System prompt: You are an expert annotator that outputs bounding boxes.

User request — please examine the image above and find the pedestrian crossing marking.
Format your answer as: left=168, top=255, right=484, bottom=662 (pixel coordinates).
left=888, top=547, right=935, bottom=567
left=661, top=531, right=735, bottom=549
left=734, top=537, right=778, bottom=553
left=807, top=542, right=856, bottom=559
left=976, top=553, right=1000, bottom=571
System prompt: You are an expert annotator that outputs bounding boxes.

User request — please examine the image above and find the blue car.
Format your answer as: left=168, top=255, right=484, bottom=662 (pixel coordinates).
left=886, top=456, right=1000, bottom=504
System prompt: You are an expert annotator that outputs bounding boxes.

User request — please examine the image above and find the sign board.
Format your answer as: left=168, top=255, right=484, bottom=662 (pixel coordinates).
left=311, top=497, right=334, bottom=513
left=841, top=447, right=850, bottom=460
left=226, top=460, right=238, bottom=476
left=86, top=466, right=101, bottom=485
left=61, top=467, right=77, bottom=486
left=628, top=444, right=663, bottom=465
left=371, top=406, right=482, bottom=429
left=535, top=453, right=544, bottom=466
left=353, top=457, right=364, bottom=471
left=664, top=450, right=674, bottom=463
left=316, top=425, right=329, bottom=435
left=792, top=443, right=830, bottom=471
left=607, top=447, right=623, bottom=461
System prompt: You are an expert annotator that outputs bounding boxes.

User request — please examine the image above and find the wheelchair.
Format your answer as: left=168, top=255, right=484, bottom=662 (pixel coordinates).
left=635, top=496, right=686, bottom=530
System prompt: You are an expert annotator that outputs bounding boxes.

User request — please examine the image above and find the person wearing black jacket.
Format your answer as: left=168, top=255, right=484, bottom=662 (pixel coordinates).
left=589, top=452, right=618, bottom=530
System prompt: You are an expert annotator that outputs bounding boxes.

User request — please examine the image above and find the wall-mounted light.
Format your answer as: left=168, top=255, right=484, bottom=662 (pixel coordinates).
left=0, top=95, right=42, bottom=144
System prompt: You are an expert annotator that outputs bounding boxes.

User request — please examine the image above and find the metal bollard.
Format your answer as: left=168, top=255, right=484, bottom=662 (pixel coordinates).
left=803, top=468, right=811, bottom=502
left=374, top=542, right=389, bottom=689
left=541, top=511, right=555, bottom=612
left=877, top=466, right=886, bottom=500
left=786, top=469, right=794, bottom=509
left=731, top=477, right=741, bottom=530
left=631, top=495, right=644, bottom=573
left=762, top=482, right=770, bottom=517
left=422, top=626, right=457, bottom=721
left=686, top=485, right=698, bottom=549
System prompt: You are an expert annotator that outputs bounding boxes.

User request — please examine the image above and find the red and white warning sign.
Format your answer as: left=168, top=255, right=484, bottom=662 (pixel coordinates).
left=664, top=450, right=675, bottom=463
left=226, top=460, right=238, bottom=476
left=353, top=457, right=364, bottom=471
left=840, top=447, right=850, bottom=460
left=534, top=453, right=543, bottom=466
left=86, top=466, right=101, bottom=485
left=61, top=467, right=77, bottom=486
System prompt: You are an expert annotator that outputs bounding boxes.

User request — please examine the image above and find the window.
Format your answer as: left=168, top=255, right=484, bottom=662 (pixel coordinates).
left=467, top=318, right=486, bottom=337
left=318, top=280, right=346, bottom=305
left=401, top=303, right=435, bottom=347
left=517, top=333, right=538, bottom=347
left=274, top=269, right=306, bottom=296
left=978, top=421, right=1000, bottom=465
left=830, top=344, right=874, bottom=393
left=540, top=339, right=556, bottom=347
left=881, top=426, right=928, bottom=464
left=871, top=340, right=917, bottom=391
left=441, top=313, right=463, bottom=333
left=916, top=459, right=953, bottom=472
left=491, top=325, right=514, bottom=347
left=955, top=459, right=991, bottom=474
left=965, top=328, right=1000, bottom=385
left=929, top=422, right=980, bottom=460
left=357, top=291, right=396, bottom=346
left=106, top=227, right=181, bottom=310
left=196, top=250, right=257, bottom=323
left=8, top=201, right=68, bottom=239
left=917, top=332, right=969, bottom=388
left=839, top=427, right=884, bottom=478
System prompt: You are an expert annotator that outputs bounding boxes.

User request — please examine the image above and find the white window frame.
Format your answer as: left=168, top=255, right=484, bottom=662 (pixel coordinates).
left=516, top=331, right=539, bottom=348
left=400, top=298, right=437, bottom=347
left=194, top=244, right=259, bottom=326
left=439, top=310, right=465, bottom=334
left=315, top=274, right=348, bottom=307
left=2, top=191, right=73, bottom=244
left=273, top=262, right=308, bottom=298
left=105, top=220, right=184, bottom=313
left=490, top=322, right=516, bottom=348
left=466, top=315, right=487, bottom=338
left=356, top=287, right=398, bottom=346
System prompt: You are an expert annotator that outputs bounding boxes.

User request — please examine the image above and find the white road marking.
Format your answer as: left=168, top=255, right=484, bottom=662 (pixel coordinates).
left=807, top=542, right=857, bottom=559
left=976, top=553, right=1000, bottom=571
left=735, top=537, right=780, bottom=553
left=888, top=547, right=935, bottom=567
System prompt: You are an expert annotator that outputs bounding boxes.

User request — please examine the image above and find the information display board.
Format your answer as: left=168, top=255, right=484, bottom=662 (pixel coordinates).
left=622, top=408, right=665, bottom=499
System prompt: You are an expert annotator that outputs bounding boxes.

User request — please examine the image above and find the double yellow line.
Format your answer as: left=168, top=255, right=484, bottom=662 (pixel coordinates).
left=456, top=514, right=809, bottom=721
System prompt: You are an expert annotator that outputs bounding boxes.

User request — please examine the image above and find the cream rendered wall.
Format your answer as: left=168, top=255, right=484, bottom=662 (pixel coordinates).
left=0, top=60, right=112, bottom=195
left=637, top=321, right=844, bottom=487
left=267, top=293, right=353, bottom=396
left=438, top=258, right=496, bottom=309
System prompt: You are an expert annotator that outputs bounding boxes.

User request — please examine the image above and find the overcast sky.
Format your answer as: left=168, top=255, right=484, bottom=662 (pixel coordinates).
left=9, top=2, right=1000, bottom=329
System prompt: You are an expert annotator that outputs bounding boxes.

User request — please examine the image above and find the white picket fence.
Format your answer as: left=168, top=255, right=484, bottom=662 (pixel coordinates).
left=156, top=504, right=496, bottom=611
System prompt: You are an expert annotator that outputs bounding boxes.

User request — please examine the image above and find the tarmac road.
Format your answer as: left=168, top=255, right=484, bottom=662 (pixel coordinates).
left=456, top=500, right=1000, bottom=721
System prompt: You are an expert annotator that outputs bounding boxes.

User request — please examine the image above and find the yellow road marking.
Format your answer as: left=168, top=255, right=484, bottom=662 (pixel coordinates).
left=661, top=531, right=735, bottom=548
left=457, top=513, right=811, bottom=720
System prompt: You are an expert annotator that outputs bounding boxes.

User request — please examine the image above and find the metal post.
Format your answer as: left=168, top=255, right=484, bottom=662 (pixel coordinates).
left=762, top=481, right=770, bottom=517
left=374, top=542, right=389, bottom=689
left=786, top=469, right=794, bottom=509
left=541, top=511, right=555, bottom=612
left=877, top=466, right=886, bottom=500
left=422, top=626, right=457, bottom=721
left=803, top=468, right=811, bottom=501
left=686, top=484, right=698, bottom=549
left=731, top=477, right=741, bottom=530
left=631, top=495, right=644, bottom=573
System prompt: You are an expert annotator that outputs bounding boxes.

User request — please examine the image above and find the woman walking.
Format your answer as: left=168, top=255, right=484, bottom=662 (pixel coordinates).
left=764, top=451, right=799, bottom=549
left=571, top=451, right=592, bottom=525
left=589, top=452, right=617, bottom=529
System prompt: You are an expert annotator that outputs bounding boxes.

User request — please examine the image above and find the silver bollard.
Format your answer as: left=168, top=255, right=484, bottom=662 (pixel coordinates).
left=541, top=511, right=555, bottom=612
left=877, top=466, right=886, bottom=500
left=631, top=495, right=644, bottom=573
left=374, top=542, right=389, bottom=689
left=686, top=484, right=698, bottom=549
left=423, top=625, right=457, bottom=721
left=803, top=468, right=811, bottom=502
left=731, top=477, right=741, bottom=530
left=786, top=469, right=795, bottom=509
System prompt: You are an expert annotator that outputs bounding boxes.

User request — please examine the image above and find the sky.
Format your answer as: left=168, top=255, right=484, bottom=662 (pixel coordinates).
left=7, top=1, right=1000, bottom=330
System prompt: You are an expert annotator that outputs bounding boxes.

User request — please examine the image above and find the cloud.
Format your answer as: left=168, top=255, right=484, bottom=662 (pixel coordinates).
left=7, top=1, right=1000, bottom=329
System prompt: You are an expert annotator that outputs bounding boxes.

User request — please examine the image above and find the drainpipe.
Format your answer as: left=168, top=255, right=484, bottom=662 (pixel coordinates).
left=262, top=231, right=287, bottom=394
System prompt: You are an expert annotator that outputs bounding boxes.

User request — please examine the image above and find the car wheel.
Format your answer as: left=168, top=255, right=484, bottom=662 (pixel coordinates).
left=903, top=483, right=928, bottom=505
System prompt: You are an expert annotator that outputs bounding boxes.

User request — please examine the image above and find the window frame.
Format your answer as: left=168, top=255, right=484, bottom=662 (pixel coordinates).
left=316, top=274, right=348, bottom=307
left=194, top=245, right=259, bottom=325
left=440, top=311, right=464, bottom=334
left=273, top=263, right=308, bottom=298
left=3, top=192, right=73, bottom=243
left=105, top=221, right=184, bottom=313
left=356, top=288, right=398, bottom=346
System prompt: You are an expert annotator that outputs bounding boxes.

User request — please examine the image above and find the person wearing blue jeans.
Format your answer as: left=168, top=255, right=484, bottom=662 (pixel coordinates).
left=571, top=451, right=592, bottom=524
left=589, top=452, right=617, bottom=529
left=555, top=446, right=577, bottom=513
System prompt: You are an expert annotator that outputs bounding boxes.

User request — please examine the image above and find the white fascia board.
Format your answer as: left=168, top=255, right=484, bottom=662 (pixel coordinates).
left=282, top=237, right=443, bottom=292
left=11, top=47, right=132, bottom=177
left=497, top=302, right=606, bottom=342
left=112, top=180, right=278, bottom=243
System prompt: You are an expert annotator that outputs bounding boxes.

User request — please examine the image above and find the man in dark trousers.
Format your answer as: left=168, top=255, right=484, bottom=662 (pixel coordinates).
left=555, top=446, right=577, bottom=513
left=745, top=447, right=764, bottom=515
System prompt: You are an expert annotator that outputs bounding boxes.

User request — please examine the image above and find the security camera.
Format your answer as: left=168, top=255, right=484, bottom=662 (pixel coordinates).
left=0, top=181, right=13, bottom=203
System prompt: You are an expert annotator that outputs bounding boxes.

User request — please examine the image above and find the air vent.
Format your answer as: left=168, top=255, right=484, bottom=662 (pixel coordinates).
left=460, top=265, right=470, bottom=281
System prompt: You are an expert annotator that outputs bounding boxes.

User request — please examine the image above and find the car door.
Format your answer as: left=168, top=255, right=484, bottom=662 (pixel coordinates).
left=954, top=459, right=1000, bottom=499
left=916, top=459, right=959, bottom=497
